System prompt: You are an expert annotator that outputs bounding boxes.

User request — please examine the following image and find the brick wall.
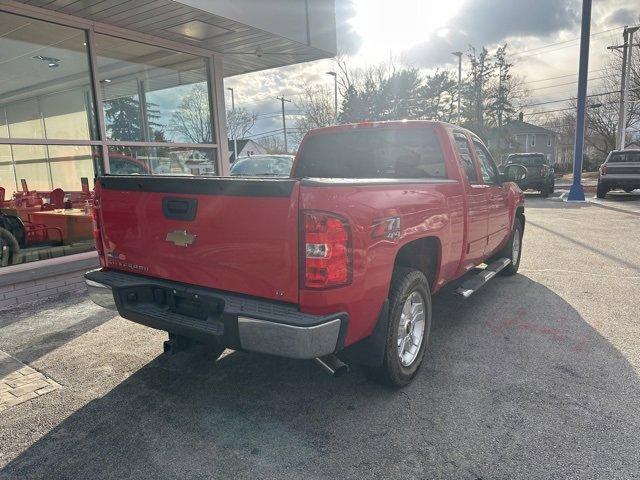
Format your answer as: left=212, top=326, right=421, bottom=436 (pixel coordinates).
left=0, top=252, right=99, bottom=311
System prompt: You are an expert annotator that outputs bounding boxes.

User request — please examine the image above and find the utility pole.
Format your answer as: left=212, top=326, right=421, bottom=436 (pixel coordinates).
left=227, top=87, right=238, bottom=162
left=326, top=71, right=338, bottom=123
left=610, top=26, right=640, bottom=150
left=276, top=95, right=292, bottom=153
left=567, top=0, right=592, bottom=202
left=620, top=27, right=638, bottom=150
left=452, top=52, right=463, bottom=125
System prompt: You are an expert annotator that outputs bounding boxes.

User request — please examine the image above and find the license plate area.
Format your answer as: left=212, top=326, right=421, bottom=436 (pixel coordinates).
left=117, top=284, right=225, bottom=323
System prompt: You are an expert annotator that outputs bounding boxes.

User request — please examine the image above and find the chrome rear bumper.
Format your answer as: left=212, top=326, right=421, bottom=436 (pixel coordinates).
left=85, top=278, right=117, bottom=310
left=237, top=316, right=342, bottom=359
left=84, top=269, right=347, bottom=359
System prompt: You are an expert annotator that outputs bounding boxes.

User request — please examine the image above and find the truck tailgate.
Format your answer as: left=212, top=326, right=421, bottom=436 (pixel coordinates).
left=96, top=176, right=300, bottom=303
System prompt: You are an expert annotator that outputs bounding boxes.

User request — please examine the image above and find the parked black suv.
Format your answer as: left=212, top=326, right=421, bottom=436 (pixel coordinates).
left=596, top=150, right=640, bottom=198
left=503, top=153, right=555, bottom=197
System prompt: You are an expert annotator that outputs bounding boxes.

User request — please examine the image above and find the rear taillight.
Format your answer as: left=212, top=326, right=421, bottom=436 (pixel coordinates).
left=601, top=165, right=607, bottom=175
left=539, top=165, right=547, bottom=176
left=303, top=211, right=352, bottom=289
left=91, top=198, right=106, bottom=267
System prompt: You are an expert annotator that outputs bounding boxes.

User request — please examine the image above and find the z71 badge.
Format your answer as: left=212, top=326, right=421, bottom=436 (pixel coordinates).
left=372, top=216, right=401, bottom=240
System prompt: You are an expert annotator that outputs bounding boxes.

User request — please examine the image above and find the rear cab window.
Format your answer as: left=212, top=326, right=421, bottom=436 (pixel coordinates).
left=294, top=127, right=448, bottom=179
left=607, top=152, right=640, bottom=163
left=506, top=154, right=547, bottom=166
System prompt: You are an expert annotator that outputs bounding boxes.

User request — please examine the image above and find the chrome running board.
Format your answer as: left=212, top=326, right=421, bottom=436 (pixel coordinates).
left=454, top=258, right=511, bottom=298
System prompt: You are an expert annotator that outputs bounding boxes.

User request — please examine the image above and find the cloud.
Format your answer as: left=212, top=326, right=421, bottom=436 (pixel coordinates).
left=403, top=0, right=580, bottom=68
left=605, top=8, right=637, bottom=26
left=335, top=0, right=362, bottom=55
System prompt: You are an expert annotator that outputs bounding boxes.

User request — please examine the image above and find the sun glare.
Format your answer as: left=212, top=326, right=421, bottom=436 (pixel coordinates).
left=351, top=0, right=463, bottom=60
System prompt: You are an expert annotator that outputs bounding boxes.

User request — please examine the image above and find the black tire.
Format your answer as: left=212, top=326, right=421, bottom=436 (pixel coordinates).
left=366, top=267, right=432, bottom=388
left=596, top=181, right=608, bottom=199
left=549, top=179, right=555, bottom=194
left=497, top=217, right=523, bottom=276
left=540, top=184, right=549, bottom=197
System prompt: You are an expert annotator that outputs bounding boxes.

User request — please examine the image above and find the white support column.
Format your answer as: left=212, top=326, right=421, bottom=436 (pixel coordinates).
left=210, top=54, right=230, bottom=176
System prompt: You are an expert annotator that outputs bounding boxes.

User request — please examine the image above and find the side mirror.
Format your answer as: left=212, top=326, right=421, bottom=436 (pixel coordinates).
left=501, top=164, right=528, bottom=183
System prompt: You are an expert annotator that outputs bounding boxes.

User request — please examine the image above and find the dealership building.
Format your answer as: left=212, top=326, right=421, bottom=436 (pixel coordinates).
left=0, top=0, right=337, bottom=307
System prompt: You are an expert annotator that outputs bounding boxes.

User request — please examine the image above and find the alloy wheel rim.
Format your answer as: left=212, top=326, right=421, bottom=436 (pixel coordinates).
left=397, top=291, right=426, bottom=367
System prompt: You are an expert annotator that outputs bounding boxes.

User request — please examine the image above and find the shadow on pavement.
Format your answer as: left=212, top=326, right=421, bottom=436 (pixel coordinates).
left=527, top=219, right=638, bottom=271
left=2, top=274, right=639, bottom=479
left=589, top=192, right=640, bottom=217
left=0, top=293, right=117, bottom=369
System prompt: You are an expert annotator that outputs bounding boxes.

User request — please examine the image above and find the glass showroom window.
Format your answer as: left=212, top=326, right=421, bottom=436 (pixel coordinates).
left=93, top=34, right=217, bottom=175
left=0, top=12, right=100, bottom=267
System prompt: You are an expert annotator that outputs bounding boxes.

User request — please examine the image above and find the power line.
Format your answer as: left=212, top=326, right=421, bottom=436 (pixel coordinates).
left=511, top=24, right=636, bottom=59
left=528, top=76, right=607, bottom=92
left=517, top=88, right=636, bottom=109
left=522, top=68, right=607, bottom=85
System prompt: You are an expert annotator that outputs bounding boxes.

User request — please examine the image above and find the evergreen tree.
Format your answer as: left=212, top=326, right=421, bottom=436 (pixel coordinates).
left=104, top=97, right=142, bottom=142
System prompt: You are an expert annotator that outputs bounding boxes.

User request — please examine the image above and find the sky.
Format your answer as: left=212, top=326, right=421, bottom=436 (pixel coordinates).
left=224, top=0, right=640, bottom=145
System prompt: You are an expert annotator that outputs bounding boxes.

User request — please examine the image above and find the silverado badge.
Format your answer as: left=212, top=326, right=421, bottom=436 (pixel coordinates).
left=165, top=230, right=197, bottom=247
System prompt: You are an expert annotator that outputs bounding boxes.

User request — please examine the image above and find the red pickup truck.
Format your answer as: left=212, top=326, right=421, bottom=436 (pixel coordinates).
left=85, top=121, right=526, bottom=387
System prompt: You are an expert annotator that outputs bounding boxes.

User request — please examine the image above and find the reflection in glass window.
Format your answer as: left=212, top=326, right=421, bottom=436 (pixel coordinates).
left=107, top=146, right=217, bottom=176
left=0, top=12, right=97, bottom=141
left=48, top=145, right=95, bottom=191
left=473, top=141, right=498, bottom=184
left=95, top=34, right=213, bottom=144
left=12, top=144, right=50, bottom=191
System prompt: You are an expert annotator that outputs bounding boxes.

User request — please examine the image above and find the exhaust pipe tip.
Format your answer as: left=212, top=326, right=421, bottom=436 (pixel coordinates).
left=314, top=354, right=349, bottom=378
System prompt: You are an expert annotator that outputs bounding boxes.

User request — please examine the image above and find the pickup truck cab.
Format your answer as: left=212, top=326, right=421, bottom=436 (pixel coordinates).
left=86, top=121, right=525, bottom=386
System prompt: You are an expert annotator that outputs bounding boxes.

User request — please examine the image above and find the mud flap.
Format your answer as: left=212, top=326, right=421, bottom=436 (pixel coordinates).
left=341, top=300, right=389, bottom=367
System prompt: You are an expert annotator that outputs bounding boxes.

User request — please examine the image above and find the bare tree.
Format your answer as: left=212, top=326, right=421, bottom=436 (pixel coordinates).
left=169, top=84, right=212, bottom=143
left=226, top=107, right=257, bottom=140
left=293, top=85, right=335, bottom=137
left=255, top=135, right=289, bottom=154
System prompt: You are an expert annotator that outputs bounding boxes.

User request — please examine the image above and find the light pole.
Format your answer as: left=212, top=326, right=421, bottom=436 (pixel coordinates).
left=452, top=52, right=463, bottom=125
left=227, top=87, right=238, bottom=162
left=326, top=71, right=338, bottom=123
left=568, top=0, right=592, bottom=202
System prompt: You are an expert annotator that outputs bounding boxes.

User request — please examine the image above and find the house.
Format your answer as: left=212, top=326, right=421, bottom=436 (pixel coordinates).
left=228, top=139, right=268, bottom=162
left=488, top=113, right=559, bottom=165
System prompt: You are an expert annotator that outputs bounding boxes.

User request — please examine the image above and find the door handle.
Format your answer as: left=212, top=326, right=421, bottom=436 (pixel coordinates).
left=162, top=197, right=198, bottom=221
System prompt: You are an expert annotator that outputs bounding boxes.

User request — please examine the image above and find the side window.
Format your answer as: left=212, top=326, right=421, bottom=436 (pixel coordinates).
left=453, top=134, right=478, bottom=183
left=473, top=140, right=499, bottom=184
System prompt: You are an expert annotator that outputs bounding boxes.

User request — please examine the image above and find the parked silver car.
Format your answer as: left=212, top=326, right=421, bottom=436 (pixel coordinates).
left=230, top=155, right=294, bottom=177
left=597, top=150, right=640, bottom=198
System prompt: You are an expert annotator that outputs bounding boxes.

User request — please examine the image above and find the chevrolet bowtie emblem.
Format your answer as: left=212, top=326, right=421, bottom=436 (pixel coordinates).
left=165, top=230, right=197, bottom=247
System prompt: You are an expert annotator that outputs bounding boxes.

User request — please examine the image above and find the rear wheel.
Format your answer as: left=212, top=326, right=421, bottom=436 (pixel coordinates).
left=596, top=181, right=608, bottom=199
left=540, top=184, right=549, bottom=198
left=367, top=267, right=432, bottom=388
left=497, top=217, right=523, bottom=276
left=549, top=179, right=555, bottom=194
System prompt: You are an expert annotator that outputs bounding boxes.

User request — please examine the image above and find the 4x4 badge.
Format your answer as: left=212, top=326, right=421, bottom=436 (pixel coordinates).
left=165, top=230, right=197, bottom=247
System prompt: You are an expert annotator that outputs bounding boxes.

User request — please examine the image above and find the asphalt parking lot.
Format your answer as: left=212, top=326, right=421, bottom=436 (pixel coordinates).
left=1, top=192, right=639, bottom=480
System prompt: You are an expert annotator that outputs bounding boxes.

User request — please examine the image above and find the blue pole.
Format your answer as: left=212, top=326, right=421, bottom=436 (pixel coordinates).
left=568, top=0, right=592, bottom=202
